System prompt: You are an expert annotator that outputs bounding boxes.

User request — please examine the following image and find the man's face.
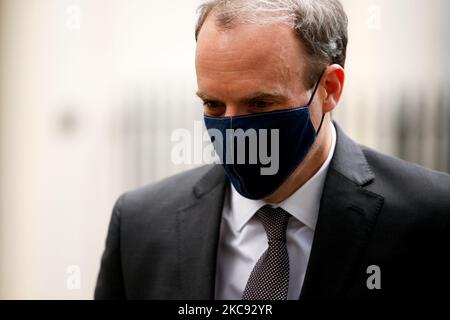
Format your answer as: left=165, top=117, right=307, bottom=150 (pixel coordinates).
left=195, top=17, right=313, bottom=117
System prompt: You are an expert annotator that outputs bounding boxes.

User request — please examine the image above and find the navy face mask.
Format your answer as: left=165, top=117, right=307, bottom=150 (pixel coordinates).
left=203, top=74, right=325, bottom=200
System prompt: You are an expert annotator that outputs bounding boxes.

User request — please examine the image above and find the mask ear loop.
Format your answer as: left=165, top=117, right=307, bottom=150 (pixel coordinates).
left=307, top=69, right=327, bottom=136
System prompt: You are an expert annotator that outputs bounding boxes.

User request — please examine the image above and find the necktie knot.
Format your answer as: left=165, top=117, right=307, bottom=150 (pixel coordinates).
left=256, top=205, right=290, bottom=242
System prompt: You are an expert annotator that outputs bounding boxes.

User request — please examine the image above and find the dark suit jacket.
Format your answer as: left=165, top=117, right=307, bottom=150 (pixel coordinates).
left=94, top=124, right=450, bottom=300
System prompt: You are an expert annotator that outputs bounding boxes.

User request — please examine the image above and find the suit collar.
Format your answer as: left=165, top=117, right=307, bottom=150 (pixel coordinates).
left=192, top=164, right=227, bottom=199
left=300, top=123, right=384, bottom=299
left=330, top=123, right=375, bottom=186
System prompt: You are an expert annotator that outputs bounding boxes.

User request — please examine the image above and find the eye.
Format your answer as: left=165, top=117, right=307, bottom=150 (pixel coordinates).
left=252, top=100, right=274, bottom=109
left=202, top=100, right=225, bottom=116
left=203, top=100, right=220, bottom=109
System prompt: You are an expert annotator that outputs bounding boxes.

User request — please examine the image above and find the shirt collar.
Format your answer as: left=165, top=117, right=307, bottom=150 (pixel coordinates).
left=230, top=122, right=337, bottom=232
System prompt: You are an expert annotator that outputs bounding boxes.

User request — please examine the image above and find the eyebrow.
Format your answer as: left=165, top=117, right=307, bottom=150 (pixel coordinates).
left=195, top=91, right=288, bottom=102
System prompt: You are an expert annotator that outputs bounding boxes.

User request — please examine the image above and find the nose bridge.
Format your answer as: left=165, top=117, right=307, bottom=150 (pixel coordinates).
left=224, top=103, right=239, bottom=117
left=223, top=102, right=253, bottom=117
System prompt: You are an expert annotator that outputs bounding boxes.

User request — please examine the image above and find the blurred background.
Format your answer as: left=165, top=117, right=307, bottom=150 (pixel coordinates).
left=0, top=0, right=449, bottom=299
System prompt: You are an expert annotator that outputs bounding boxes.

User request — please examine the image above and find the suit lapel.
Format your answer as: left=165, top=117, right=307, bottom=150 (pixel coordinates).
left=300, top=124, right=384, bottom=299
left=176, top=165, right=227, bottom=299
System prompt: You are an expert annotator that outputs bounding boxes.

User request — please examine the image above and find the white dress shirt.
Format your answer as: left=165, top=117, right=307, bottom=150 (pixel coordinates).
left=215, top=123, right=337, bottom=300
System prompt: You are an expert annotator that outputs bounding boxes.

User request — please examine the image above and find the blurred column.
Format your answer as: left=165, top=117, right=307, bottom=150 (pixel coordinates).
left=0, top=0, right=52, bottom=298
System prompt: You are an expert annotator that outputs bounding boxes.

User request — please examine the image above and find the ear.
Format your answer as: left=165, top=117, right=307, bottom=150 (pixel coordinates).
left=321, top=64, right=345, bottom=113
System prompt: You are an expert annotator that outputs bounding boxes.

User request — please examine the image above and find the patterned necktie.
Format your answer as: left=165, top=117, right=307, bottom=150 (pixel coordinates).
left=242, top=205, right=291, bottom=300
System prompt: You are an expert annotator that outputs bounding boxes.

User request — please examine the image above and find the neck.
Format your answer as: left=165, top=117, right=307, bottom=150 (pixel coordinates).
left=263, top=118, right=332, bottom=204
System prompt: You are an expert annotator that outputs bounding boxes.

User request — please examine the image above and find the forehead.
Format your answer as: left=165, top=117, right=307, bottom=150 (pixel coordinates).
left=195, top=17, right=307, bottom=84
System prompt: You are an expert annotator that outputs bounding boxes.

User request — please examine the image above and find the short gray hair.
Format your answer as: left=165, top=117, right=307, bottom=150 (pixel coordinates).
left=195, top=0, right=348, bottom=88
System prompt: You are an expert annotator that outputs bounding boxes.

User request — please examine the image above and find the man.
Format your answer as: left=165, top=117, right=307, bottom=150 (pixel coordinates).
left=95, top=0, right=450, bottom=300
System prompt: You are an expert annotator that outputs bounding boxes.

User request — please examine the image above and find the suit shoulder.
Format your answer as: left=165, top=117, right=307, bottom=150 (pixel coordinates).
left=360, top=145, right=450, bottom=209
left=116, top=165, right=215, bottom=215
